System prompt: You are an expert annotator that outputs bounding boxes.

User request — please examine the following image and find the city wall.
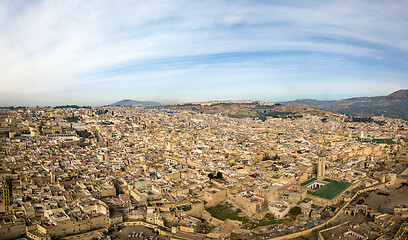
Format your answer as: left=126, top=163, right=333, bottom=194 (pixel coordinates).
left=268, top=181, right=389, bottom=240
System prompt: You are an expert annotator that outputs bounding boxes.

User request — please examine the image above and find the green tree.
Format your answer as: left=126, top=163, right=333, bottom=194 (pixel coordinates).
left=288, top=206, right=301, bottom=219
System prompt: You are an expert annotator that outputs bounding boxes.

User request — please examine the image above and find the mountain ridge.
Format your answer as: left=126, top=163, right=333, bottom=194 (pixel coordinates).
left=281, top=89, right=408, bottom=120
left=108, top=99, right=161, bottom=106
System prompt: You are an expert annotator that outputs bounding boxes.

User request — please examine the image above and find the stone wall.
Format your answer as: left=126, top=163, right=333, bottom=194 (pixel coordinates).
left=267, top=182, right=390, bottom=240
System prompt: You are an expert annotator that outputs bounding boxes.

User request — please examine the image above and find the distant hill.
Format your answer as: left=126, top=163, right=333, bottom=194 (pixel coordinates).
left=281, top=89, right=408, bottom=120
left=109, top=99, right=161, bottom=106
left=159, top=101, right=333, bottom=121
left=55, top=105, right=91, bottom=109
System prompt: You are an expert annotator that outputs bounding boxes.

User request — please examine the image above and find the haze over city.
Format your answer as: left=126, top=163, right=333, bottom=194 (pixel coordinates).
left=0, top=0, right=407, bottom=106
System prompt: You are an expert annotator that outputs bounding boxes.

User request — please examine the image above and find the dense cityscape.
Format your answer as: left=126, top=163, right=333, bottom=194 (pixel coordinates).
left=2, top=0, right=408, bottom=239
left=0, top=102, right=407, bottom=240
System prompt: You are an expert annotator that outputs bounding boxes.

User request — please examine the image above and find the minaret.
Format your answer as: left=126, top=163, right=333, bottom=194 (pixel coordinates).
left=317, top=158, right=325, bottom=180
left=166, top=141, right=172, bottom=151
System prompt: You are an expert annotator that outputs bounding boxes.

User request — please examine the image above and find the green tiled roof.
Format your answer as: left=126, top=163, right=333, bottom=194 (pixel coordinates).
left=301, top=178, right=317, bottom=186
left=308, top=180, right=351, bottom=200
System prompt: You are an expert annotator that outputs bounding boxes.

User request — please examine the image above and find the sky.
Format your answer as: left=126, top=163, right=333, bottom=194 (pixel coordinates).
left=0, top=0, right=407, bottom=106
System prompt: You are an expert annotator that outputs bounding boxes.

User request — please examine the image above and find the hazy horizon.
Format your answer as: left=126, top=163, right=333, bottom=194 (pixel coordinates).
left=1, top=89, right=407, bottom=108
left=1, top=1, right=407, bottom=106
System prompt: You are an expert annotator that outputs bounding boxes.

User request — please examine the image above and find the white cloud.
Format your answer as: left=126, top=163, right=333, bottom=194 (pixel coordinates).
left=0, top=0, right=407, bottom=105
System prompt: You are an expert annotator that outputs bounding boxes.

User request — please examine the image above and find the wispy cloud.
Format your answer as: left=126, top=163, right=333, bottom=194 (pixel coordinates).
left=0, top=0, right=407, bottom=105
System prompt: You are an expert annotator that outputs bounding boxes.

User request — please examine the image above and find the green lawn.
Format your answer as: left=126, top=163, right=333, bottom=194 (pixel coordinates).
left=207, top=203, right=286, bottom=230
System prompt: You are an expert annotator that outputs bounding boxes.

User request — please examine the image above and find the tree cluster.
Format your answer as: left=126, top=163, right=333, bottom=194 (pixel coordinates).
left=208, top=172, right=223, bottom=179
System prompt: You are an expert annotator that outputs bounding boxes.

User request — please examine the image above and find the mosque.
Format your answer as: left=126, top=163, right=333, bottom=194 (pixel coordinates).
left=300, top=158, right=352, bottom=206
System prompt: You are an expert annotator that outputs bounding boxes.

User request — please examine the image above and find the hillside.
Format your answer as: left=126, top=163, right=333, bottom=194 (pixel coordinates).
left=158, top=101, right=332, bottom=121
left=108, top=99, right=161, bottom=106
left=281, top=89, right=408, bottom=120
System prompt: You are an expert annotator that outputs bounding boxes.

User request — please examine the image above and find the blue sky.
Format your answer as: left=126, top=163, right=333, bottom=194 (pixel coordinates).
left=0, top=0, right=407, bottom=106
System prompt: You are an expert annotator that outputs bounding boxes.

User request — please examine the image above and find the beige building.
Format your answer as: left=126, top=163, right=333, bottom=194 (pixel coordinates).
left=203, top=187, right=227, bottom=208
left=278, top=184, right=307, bottom=204
left=0, top=215, right=26, bottom=240
left=36, top=201, right=109, bottom=238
